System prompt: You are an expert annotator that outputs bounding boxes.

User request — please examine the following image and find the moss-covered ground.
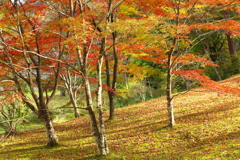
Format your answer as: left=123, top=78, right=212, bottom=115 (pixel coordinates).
left=0, top=76, right=239, bottom=159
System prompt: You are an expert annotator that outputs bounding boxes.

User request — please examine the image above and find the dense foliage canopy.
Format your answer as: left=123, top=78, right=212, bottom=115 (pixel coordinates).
left=0, top=0, right=239, bottom=156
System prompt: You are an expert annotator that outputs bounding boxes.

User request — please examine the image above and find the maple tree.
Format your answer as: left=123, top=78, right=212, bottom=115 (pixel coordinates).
left=105, top=17, right=119, bottom=120
left=41, top=0, right=125, bottom=155
left=60, top=70, right=83, bottom=118
left=121, top=0, right=240, bottom=126
left=0, top=0, right=124, bottom=154
left=0, top=0, right=64, bottom=146
left=0, top=0, right=239, bottom=157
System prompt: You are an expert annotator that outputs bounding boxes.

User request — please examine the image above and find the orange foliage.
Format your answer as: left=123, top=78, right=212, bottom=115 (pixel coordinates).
left=173, top=70, right=240, bottom=96
left=123, top=0, right=240, bottom=98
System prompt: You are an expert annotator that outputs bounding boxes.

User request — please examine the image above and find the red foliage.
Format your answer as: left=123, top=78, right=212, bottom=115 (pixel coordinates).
left=173, top=70, right=240, bottom=96
left=102, top=84, right=118, bottom=94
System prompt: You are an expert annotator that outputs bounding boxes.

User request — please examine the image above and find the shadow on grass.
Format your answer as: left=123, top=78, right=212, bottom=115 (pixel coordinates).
left=59, top=134, right=92, bottom=143
left=107, top=120, right=168, bottom=138
left=55, top=121, right=90, bottom=132
left=15, top=127, right=45, bottom=136
left=151, top=124, right=173, bottom=131
left=0, top=145, right=46, bottom=157
left=187, top=131, right=240, bottom=149
left=176, top=103, right=238, bottom=123
left=78, top=155, right=110, bottom=160
left=33, top=145, right=96, bottom=159
left=0, top=143, right=94, bottom=159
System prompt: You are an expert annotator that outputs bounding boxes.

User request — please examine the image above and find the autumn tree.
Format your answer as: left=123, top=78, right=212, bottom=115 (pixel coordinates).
left=0, top=0, right=64, bottom=146
left=105, top=14, right=119, bottom=120
left=123, top=0, right=240, bottom=127
left=60, top=70, right=83, bottom=118
left=195, top=2, right=240, bottom=80
left=42, top=0, right=124, bottom=155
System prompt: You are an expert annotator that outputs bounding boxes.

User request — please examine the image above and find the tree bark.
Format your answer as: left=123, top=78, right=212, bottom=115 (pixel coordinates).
left=39, top=108, right=59, bottom=147
left=70, top=96, right=81, bottom=118
left=166, top=57, right=175, bottom=127
left=108, top=92, right=115, bottom=120
left=84, top=76, right=109, bottom=155
left=226, top=33, right=237, bottom=56
left=105, top=57, right=116, bottom=120
left=166, top=36, right=177, bottom=127
left=68, top=80, right=81, bottom=118
left=62, top=71, right=81, bottom=118
left=109, top=30, right=118, bottom=120
left=97, top=55, right=109, bottom=155
left=202, top=44, right=222, bottom=81
left=105, top=6, right=118, bottom=120
left=82, top=35, right=109, bottom=154
left=60, top=89, right=66, bottom=96
left=223, top=10, right=237, bottom=56
left=182, top=76, right=191, bottom=90
left=105, top=48, right=117, bottom=120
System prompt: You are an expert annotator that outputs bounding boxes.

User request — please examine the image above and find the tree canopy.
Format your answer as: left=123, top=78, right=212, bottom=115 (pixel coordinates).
left=0, top=0, right=239, bottom=156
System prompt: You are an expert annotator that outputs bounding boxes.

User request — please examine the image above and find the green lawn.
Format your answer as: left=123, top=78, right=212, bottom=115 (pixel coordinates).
left=0, top=76, right=239, bottom=159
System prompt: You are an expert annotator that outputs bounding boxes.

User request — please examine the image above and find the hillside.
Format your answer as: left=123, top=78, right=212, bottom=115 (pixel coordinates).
left=0, top=76, right=240, bottom=159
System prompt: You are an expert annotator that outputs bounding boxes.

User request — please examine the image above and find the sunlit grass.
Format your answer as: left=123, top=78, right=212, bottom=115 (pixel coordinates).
left=0, top=76, right=239, bottom=159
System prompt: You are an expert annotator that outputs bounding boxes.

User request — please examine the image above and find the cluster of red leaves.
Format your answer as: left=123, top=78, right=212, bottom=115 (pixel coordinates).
left=189, top=19, right=240, bottom=35
left=88, top=77, right=117, bottom=93
left=102, top=84, right=118, bottom=94
left=124, top=42, right=166, bottom=63
left=173, top=69, right=240, bottom=96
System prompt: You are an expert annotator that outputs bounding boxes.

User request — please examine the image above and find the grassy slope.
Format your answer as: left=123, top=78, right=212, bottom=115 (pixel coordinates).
left=0, top=76, right=240, bottom=160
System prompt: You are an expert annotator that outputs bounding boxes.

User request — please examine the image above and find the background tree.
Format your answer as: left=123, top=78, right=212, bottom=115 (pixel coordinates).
left=105, top=19, right=119, bottom=120
left=122, top=0, right=240, bottom=126
left=60, top=69, right=83, bottom=118
left=0, top=81, right=29, bottom=136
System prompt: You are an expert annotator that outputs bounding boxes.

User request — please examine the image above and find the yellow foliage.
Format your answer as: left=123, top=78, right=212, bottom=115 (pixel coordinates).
left=120, top=4, right=141, bottom=16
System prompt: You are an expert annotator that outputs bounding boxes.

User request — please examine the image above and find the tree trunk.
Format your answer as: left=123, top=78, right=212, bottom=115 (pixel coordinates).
left=6, top=127, right=16, bottom=137
left=69, top=89, right=81, bottom=118
left=62, top=70, right=81, bottom=118
left=166, top=65, right=175, bottom=127
left=105, top=23, right=118, bottom=120
left=166, top=38, right=176, bottom=127
left=0, top=123, right=16, bottom=136
left=209, top=56, right=222, bottom=81
left=223, top=10, right=237, bottom=56
left=97, top=108, right=109, bottom=155
left=226, top=33, right=237, bottom=56
left=202, top=44, right=222, bottom=81
left=124, top=73, right=129, bottom=89
left=60, top=89, right=66, bottom=96
left=182, top=76, right=191, bottom=90
left=73, top=100, right=81, bottom=118
left=226, top=33, right=240, bottom=73
left=105, top=58, right=116, bottom=120
left=108, top=92, right=115, bottom=120
left=84, top=76, right=109, bottom=155
left=40, top=108, right=59, bottom=147
left=97, top=56, right=109, bottom=155
left=109, top=31, right=118, bottom=120
left=88, top=108, right=109, bottom=155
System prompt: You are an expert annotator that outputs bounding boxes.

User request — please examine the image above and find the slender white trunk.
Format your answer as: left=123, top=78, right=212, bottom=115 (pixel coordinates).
left=41, top=109, right=59, bottom=147
left=84, top=75, right=109, bottom=155
left=166, top=45, right=176, bottom=127
left=69, top=89, right=80, bottom=118
left=97, top=56, right=109, bottom=155
left=166, top=71, right=175, bottom=127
